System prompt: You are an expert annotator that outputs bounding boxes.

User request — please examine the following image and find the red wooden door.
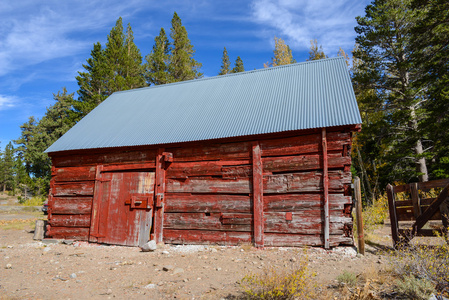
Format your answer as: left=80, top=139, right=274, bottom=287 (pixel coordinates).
left=94, top=171, right=155, bottom=247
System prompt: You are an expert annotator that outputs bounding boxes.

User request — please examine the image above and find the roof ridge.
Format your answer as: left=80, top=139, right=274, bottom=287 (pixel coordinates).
left=114, top=57, right=346, bottom=95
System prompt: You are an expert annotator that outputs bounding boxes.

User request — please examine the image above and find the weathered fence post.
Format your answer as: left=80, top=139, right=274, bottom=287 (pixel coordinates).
left=33, top=220, right=45, bottom=240
left=354, top=177, right=365, bottom=255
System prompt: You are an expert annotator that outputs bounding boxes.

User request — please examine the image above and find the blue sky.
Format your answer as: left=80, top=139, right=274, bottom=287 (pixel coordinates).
left=0, top=0, right=370, bottom=151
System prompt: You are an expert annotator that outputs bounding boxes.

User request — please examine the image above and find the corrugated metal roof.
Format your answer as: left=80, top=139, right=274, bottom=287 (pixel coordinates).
left=46, top=57, right=361, bottom=153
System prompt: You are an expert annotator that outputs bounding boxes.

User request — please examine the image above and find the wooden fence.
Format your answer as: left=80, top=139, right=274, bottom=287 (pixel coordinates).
left=386, top=178, right=449, bottom=248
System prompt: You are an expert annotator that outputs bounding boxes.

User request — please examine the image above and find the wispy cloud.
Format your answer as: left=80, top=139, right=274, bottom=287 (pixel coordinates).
left=0, top=95, right=17, bottom=110
left=0, top=0, right=146, bottom=77
left=250, top=0, right=368, bottom=54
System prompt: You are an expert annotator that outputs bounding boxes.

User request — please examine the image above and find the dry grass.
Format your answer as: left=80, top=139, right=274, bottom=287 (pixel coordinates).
left=0, top=218, right=38, bottom=230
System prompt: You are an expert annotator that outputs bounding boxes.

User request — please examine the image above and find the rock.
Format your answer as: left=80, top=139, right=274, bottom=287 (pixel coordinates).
left=43, top=247, right=51, bottom=252
left=173, top=268, right=184, bottom=274
left=5, top=264, right=12, bottom=269
left=70, top=273, right=77, bottom=279
left=162, top=250, right=169, bottom=255
left=162, top=265, right=174, bottom=271
left=106, top=288, right=112, bottom=295
left=216, top=267, right=222, bottom=271
left=141, top=240, right=157, bottom=252
left=210, top=248, right=218, bottom=253
left=144, top=284, right=156, bottom=289
left=290, top=257, right=297, bottom=262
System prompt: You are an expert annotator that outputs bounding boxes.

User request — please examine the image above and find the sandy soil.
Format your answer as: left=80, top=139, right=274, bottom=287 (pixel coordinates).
left=0, top=196, right=392, bottom=299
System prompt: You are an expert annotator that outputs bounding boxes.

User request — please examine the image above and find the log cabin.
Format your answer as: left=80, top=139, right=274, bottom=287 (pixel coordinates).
left=45, top=57, right=362, bottom=248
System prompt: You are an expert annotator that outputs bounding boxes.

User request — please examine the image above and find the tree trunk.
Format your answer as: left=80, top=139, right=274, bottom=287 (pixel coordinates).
left=410, top=106, right=429, bottom=182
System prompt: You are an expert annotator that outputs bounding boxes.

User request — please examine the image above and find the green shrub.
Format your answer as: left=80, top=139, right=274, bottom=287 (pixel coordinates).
left=389, top=239, right=449, bottom=297
left=337, top=270, right=357, bottom=287
left=396, top=274, right=436, bottom=300
left=20, top=196, right=45, bottom=206
left=240, top=258, right=316, bottom=299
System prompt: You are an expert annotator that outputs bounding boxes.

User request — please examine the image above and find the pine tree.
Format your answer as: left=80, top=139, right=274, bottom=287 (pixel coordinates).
left=145, top=28, right=172, bottom=85
left=169, top=12, right=202, bottom=81
left=231, top=56, right=244, bottom=73
left=218, top=47, right=231, bottom=75
left=75, top=18, right=145, bottom=118
left=0, top=142, right=15, bottom=192
left=354, top=0, right=428, bottom=183
left=75, top=42, right=108, bottom=118
left=307, top=39, right=327, bottom=61
left=411, top=0, right=449, bottom=178
left=264, top=37, right=296, bottom=67
left=16, top=89, right=75, bottom=186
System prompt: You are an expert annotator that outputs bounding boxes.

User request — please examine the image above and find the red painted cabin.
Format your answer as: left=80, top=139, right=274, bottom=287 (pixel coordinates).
left=45, top=58, right=361, bottom=248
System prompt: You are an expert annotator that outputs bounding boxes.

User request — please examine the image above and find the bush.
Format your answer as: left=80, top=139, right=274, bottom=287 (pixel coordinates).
left=20, top=196, right=45, bottom=207
left=389, top=240, right=449, bottom=297
left=396, top=274, right=436, bottom=300
left=362, top=193, right=389, bottom=232
left=337, top=271, right=357, bottom=287
left=240, top=257, right=316, bottom=299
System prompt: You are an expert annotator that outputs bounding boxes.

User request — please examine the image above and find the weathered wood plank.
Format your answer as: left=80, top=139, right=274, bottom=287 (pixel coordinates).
left=166, top=171, right=350, bottom=194
left=49, top=214, right=91, bottom=227
left=46, top=226, right=89, bottom=240
left=397, top=207, right=442, bottom=221
left=102, top=162, right=156, bottom=172
left=260, top=131, right=351, bottom=157
left=165, top=194, right=251, bottom=213
left=163, top=229, right=252, bottom=245
left=53, top=181, right=95, bottom=196
left=164, top=193, right=350, bottom=213
left=166, top=160, right=251, bottom=178
left=263, top=153, right=350, bottom=173
left=252, top=142, right=264, bottom=247
left=265, top=194, right=351, bottom=211
left=53, top=166, right=96, bottom=182
left=167, top=142, right=251, bottom=162
left=51, top=197, right=92, bottom=214
left=52, top=150, right=157, bottom=168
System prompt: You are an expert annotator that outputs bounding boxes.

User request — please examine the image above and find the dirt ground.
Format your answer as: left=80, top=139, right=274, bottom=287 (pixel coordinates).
left=0, top=194, right=393, bottom=299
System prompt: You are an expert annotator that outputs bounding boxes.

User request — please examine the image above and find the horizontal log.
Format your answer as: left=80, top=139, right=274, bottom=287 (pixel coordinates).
left=164, top=211, right=351, bottom=235
left=264, top=171, right=351, bottom=194
left=260, top=131, right=350, bottom=157
left=166, top=171, right=351, bottom=194
left=163, top=229, right=252, bottom=245
left=51, top=197, right=92, bottom=214
left=264, top=233, right=353, bottom=247
left=165, top=193, right=351, bottom=213
left=166, top=160, right=251, bottom=178
left=167, top=142, right=251, bottom=162
left=52, top=150, right=157, bottom=167
left=53, top=166, right=96, bottom=182
left=102, top=162, right=156, bottom=172
left=165, top=194, right=251, bottom=213
left=265, top=194, right=351, bottom=211
left=45, top=226, right=89, bottom=240
left=163, top=229, right=353, bottom=247
left=49, top=214, right=91, bottom=227
left=165, top=153, right=350, bottom=179
left=53, top=181, right=95, bottom=196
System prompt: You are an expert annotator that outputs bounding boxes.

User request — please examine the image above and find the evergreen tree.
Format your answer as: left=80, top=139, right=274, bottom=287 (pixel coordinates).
left=75, top=42, right=108, bottom=118
left=307, top=39, right=327, bottom=61
left=169, top=12, right=202, bottom=81
left=218, top=47, right=231, bottom=75
left=353, top=0, right=428, bottom=184
left=264, top=37, right=296, bottom=67
left=0, top=142, right=15, bottom=192
left=145, top=28, right=172, bottom=85
left=75, top=18, right=145, bottom=118
left=15, top=89, right=75, bottom=187
left=231, top=56, right=244, bottom=73
left=411, top=0, right=449, bottom=178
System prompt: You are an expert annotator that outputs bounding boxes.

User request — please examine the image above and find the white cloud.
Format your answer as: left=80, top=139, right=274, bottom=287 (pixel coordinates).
left=0, top=95, right=16, bottom=110
left=250, top=0, right=368, bottom=53
left=0, top=0, right=146, bottom=77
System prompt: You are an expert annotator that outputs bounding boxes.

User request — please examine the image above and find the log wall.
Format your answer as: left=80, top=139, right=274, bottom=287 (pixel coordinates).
left=47, top=128, right=354, bottom=247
